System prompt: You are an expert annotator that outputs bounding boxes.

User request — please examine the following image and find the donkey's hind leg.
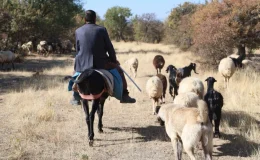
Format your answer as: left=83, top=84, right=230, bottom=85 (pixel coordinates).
left=97, top=102, right=104, bottom=133
left=97, top=94, right=108, bottom=133
left=88, top=98, right=100, bottom=146
left=97, top=103, right=104, bottom=133
left=82, top=99, right=92, bottom=146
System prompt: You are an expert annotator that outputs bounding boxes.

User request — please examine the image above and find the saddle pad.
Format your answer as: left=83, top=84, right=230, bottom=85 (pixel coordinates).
left=68, top=69, right=122, bottom=101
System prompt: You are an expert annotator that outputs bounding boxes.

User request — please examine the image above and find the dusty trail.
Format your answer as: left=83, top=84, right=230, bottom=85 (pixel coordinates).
left=0, top=51, right=258, bottom=159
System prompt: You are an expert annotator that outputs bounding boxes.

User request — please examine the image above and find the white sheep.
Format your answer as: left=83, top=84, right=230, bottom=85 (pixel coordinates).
left=21, top=41, right=33, bottom=54
left=178, top=77, right=204, bottom=99
left=0, top=51, right=15, bottom=69
left=146, top=76, right=163, bottom=114
left=37, top=41, right=48, bottom=56
left=47, top=45, right=53, bottom=54
left=218, top=57, right=236, bottom=88
left=229, top=54, right=239, bottom=59
left=125, top=57, right=138, bottom=78
left=173, top=92, right=200, bottom=107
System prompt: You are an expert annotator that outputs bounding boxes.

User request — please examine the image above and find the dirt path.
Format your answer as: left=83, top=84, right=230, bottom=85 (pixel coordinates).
left=0, top=54, right=258, bottom=160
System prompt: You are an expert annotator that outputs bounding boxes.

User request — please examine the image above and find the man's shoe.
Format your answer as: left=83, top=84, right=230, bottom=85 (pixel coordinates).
left=120, top=94, right=136, bottom=103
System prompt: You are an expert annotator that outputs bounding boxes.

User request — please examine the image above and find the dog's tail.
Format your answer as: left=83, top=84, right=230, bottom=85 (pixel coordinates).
left=198, top=100, right=213, bottom=153
left=197, top=100, right=209, bottom=124
left=201, top=122, right=213, bottom=159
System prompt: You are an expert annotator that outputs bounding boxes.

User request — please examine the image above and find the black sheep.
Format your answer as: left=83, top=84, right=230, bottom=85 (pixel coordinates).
left=166, top=65, right=181, bottom=100
left=230, top=54, right=245, bottom=68
left=204, top=77, right=224, bottom=138
left=177, top=63, right=198, bottom=79
left=153, top=55, right=165, bottom=74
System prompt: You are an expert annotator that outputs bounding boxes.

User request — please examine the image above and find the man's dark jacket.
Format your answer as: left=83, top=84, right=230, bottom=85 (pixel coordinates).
left=74, top=23, right=117, bottom=72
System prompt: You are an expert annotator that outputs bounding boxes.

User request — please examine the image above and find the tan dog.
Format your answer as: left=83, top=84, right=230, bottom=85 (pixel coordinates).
left=156, top=100, right=213, bottom=160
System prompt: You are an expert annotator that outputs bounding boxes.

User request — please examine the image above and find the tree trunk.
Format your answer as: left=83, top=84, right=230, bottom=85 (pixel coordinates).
left=237, top=43, right=246, bottom=59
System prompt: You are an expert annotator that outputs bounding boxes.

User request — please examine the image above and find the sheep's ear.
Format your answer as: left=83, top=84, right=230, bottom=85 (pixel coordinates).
left=214, top=79, right=217, bottom=82
left=205, top=78, right=209, bottom=82
left=166, top=67, right=169, bottom=73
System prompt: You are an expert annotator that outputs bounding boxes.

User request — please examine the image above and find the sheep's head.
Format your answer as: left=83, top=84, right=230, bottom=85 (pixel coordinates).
left=166, top=65, right=177, bottom=73
left=230, top=57, right=243, bottom=68
left=205, top=77, right=217, bottom=88
left=205, top=77, right=216, bottom=83
left=190, top=63, right=198, bottom=74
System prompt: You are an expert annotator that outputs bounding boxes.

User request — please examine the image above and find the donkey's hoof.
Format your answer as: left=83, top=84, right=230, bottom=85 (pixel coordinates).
left=98, top=129, right=103, bottom=133
left=89, top=140, right=94, bottom=147
left=214, top=132, right=221, bottom=138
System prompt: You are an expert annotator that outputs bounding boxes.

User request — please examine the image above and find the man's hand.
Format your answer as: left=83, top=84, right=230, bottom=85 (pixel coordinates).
left=116, top=60, right=120, bottom=65
left=72, top=70, right=76, bottom=75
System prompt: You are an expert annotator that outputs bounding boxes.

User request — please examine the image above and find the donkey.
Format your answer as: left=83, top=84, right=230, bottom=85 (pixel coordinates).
left=72, top=69, right=109, bottom=146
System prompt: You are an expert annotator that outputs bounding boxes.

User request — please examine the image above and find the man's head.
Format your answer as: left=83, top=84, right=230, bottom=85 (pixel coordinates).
left=85, top=10, right=96, bottom=24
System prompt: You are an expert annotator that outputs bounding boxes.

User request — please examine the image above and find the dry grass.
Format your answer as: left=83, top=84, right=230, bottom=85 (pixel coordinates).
left=0, top=42, right=259, bottom=160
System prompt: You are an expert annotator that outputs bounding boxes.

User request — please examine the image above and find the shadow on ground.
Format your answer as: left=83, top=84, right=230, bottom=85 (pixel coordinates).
left=0, top=74, right=68, bottom=95
left=117, top=49, right=171, bottom=55
left=9, top=57, right=71, bottom=72
left=138, top=74, right=155, bottom=78
left=222, top=111, right=260, bottom=128
left=0, top=56, right=73, bottom=94
left=214, top=111, right=260, bottom=157
left=214, top=133, right=259, bottom=157
left=107, top=125, right=170, bottom=142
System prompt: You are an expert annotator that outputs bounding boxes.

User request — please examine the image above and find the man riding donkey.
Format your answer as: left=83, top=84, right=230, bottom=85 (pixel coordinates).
left=69, top=10, right=136, bottom=105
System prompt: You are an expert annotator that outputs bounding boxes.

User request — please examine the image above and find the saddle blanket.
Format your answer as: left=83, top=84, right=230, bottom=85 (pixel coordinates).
left=68, top=69, right=123, bottom=100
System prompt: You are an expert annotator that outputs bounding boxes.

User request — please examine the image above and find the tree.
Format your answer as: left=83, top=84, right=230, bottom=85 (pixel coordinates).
left=0, top=0, right=84, bottom=50
left=192, top=0, right=260, bottom=67
left=133, top=13, right=164, bottom=43
left=96, top=14, right=104, bottom=26
left=104, top=6, right=132, bottom=41
left=164, top=2, right=198, bottom=50
left=0, top=8, right=12, bottom=49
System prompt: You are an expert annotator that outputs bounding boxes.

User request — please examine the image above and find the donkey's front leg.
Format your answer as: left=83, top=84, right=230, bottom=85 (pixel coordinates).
left=88, top=99, right=99, bottom=146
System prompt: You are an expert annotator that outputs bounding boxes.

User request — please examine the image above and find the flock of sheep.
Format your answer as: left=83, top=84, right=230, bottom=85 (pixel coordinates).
left=0, top=41, right=257, bottom=159
left=124, top=52, right=252, bottom=160
left=0, top=40, right=74, bottom=70
left=20, top=40, right=73, bottom=56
